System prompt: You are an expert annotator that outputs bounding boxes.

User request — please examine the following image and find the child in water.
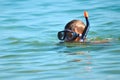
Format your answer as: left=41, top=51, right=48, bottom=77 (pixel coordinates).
left=57, top=11, right=108, bottom=43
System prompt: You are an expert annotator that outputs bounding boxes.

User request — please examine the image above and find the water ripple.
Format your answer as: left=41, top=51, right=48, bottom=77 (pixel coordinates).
left=0, top=0, right=120, bottom=80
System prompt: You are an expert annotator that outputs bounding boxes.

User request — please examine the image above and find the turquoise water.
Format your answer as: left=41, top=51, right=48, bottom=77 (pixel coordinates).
left=0, top=0, right=120, bottom=80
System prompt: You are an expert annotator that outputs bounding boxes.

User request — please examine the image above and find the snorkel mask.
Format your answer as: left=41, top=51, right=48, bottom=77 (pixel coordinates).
left=58, top=29, right=82, bottom=41
left=57, top=11, right=89, bottom=42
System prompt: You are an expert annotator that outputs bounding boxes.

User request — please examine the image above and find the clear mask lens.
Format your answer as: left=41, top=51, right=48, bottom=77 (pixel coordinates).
left=58, top=31, right=65, bottom=40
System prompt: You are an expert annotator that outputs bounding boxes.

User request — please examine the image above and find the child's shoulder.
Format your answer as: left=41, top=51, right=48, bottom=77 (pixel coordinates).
left=57, top=39, right=111, bottom=46
left=89, top=39, right=110, bottom=44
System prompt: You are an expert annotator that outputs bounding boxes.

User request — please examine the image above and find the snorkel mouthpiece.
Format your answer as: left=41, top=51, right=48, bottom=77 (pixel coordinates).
left=81, top=11, right=90, bottom=42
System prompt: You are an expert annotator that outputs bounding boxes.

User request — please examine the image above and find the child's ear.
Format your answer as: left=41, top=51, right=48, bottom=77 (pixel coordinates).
left=75, top=27, right=84, bottom=34
left=74, top=27, right=79, bottom=33
left=74, top=27, right=83, bottom=34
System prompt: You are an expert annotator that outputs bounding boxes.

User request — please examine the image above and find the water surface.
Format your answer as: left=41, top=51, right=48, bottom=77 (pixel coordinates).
left=0, top=0, right=120, bottom=80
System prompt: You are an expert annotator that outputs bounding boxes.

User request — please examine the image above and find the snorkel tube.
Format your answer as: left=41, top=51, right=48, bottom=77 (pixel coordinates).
left=81, top=11, right=90, bottom=42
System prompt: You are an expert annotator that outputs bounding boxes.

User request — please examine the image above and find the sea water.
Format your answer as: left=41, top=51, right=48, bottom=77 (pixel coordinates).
left=0, top=0, right=120, bottom=80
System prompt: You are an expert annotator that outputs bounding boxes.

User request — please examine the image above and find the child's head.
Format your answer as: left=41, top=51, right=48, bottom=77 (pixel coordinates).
left=57, top=11, right=89, bottom=42
left=58, top=20, right=86, bottom=42
left=64, top=20, right=85, bottom=42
